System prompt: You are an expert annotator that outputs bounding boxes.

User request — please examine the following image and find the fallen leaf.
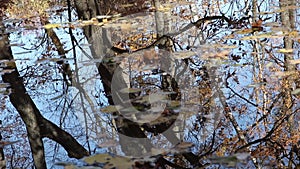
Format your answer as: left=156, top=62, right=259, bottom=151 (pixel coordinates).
left=171, top=51, right=196, bottom=59
left=277, top=48, right=293, bottom=53
left=84, top=154, right=133, bottom=169
left=100, top=105, right=122, bottom=113
left=98, top=140, right=118, bottom=148
left=289, top=59, right=300, bottom=64
left=43, top=23, right=61, bottom=29
left=120, top=88, right=141, bottom=93
left=292, top=88, right=300, bottom=95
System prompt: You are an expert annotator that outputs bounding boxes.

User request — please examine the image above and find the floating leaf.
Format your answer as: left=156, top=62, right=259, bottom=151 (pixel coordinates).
left=98, top=140, right=118, bottom=148
left=138, top=113, right=161, bottom=123
left=84, top=154, right=133, bottom=169
left=175, top=142, right=194, bottom=149
left=80, top=18, right=99, bottom=26
left=149, top=93, right=166, bottom=103
left=84, top=154, right=111, bottom=164
left=169, top=101, right=181, bottom=108
left=219, top=45, right=237, bottom=49
left=157, top=5, right=171, bottom=12
left=120, top=88, right=141, bottom=93
left=241, top=33, right=281, bottom=40
left=209, top=156, right=238, bottom=167
left=224, top=34, right=235, bottom=39
left=277, top=48, right=294, bottom=54
left=288, top=30, right=298, bottom=37
left=235, top=28, right=253, bottom=34
left=172, top=51, right=196, bottom=59
left=234, top=153, right=250, bottom=161
left=121, top=3, right=135, bottom=8
left=289, top=59, right=300, bottom=64
left=151, top=148, right=168, bottom=156
left=209, top=153, right=250, bottom=167
left=251, top=19, right=263, bottom=30
left=0, top=60, right=16, bottom=68
left=100, top=105, right=122, bottom=113
left=247, top=82, right=266, bottom=87
left=43, top=23, right=61, bottom=29
left=266, top=62, right=274, bottom=68
left=121, top=106, right=138, bottom=112
left=273, top=71, right=297, bottom=77
left=291, top=88, right=300, bottom=95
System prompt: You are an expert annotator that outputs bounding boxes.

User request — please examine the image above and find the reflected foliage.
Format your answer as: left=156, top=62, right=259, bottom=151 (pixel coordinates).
left=0, top=0, right=300, bottom=169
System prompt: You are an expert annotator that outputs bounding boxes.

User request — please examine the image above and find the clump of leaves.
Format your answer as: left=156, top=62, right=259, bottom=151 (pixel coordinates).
left=57, top=153, right=155, bottom=169
left=6, top=0, right=49, bottom=19
left=0, top=0, right=11, bottom=16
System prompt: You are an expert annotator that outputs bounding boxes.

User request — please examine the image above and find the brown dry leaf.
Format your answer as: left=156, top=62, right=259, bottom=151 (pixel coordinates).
left=171, top=51, right=195, bottom=59
left=224, top=34, right=235, bottom=39
left=289, top=59, right=300, bottom=64
left=175, top=142, right=194, bottom=149
left=251, top=19, right=263, bottom=28
left=204, top=50, right=229, bottom=59
left=214, top=50, right=230, bottom=59
left=236, top=28, right=253, bottom=34
left=1, top=60, right=16, bottom=68
left=120, top=23, right=132, bottom=31
left=7, top=0, right=49, bottom=19
left=151, top=148, right=168, bottom=156
left=273, top=71, right=297, bottom=77
left=0, top=69, right=15, bottom=74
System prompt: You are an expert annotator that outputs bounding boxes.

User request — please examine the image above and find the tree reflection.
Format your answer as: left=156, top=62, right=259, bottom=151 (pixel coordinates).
left=0, top=0, right=299, bottom=168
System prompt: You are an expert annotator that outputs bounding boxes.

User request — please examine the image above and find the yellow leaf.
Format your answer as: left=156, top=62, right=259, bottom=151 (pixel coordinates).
left=43, top=23, right=61, bottom=29
left=289, top=30, right=298, bottom=37
left=102, top=18, right=108, bottom=23
left=277, top=48, right=293, bottom=53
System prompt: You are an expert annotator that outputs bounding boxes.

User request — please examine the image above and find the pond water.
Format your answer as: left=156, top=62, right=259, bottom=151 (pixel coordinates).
left=0, top=0, right=300, bottom=168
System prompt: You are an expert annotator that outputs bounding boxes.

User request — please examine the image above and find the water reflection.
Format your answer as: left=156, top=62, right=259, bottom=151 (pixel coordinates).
left=0, top=0, right=300, bottom=168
